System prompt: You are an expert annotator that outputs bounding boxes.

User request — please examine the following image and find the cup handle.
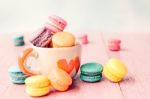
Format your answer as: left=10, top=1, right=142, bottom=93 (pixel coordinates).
left=18, top=47, right=40, bottom=76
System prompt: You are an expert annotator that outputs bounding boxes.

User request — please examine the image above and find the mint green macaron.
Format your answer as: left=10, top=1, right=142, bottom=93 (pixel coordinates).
left=80, top=63, right=103, bottom=83
left=8, top=66, right=29, bottom=84
left=13, top=35, right=25, bottom=46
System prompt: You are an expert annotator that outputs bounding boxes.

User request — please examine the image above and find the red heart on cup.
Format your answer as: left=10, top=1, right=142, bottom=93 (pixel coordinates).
left=57, top=56, right=80, bottom=74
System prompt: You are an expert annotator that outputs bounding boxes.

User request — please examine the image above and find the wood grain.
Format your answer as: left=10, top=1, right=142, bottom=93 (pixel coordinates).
left=102, top=33, right=150, bottom=99
left=0, top=33, right=150, bottom=99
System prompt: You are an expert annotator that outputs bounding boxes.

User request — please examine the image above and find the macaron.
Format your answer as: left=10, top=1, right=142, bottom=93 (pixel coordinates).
left=78, top=33, right=88, bottom=45
left=45, top=15, right=67, bottom=33
left=30, top=27, right=53, bottom=47
left=103, top=58, right=128, bottom=82
left=25, top=75, right=51, bottom=97
left=8, top=66, right=29, bottom=84
left=45, top=23, right=62, bottom=33
left=13, top=35, right=25, bottom=46
left=108, top=39, right=121, bottom=51
left=48, top=68, right=72, bottom=91
left=80, top=63, right=103, bottom=83
left=52, top=32, right=75, bottom=48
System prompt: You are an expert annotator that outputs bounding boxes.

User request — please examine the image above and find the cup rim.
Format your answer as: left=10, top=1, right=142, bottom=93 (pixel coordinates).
left=32, top=43, right=81, bottom=50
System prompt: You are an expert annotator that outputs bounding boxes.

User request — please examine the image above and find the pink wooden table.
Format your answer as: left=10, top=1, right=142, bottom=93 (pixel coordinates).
left=0, top=33, right=150, bottom=99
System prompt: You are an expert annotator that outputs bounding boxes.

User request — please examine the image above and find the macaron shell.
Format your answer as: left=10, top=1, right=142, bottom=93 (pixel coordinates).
left=50, top=80, right=69, bottom=91
left=45, top=22, right=62, bottom=33
left=108, top=39, right=121, bottom=44
left=52, top=43, right=63, bottom=48
left=49, top=68, right=72, bottom=86
left=57, top=68, right=72, bottom=85
left=106, top=58, right=127, bottom=77
left=13, top=35, right=24, bottom=40
left=25, top=75, right=51, bottom=88
left=14, top=42, right=25, bottom=46
left=80, top=63, right=103, bottom=75
left=52, top=32, right=75, bottom=48
left=108, top=44, right=120, bottom=51
left=13, top=40, right=24, bottom=46
left=8, top=66, right=28, bottom=84
left=103, top=66, right=122, bottom=82
left=106, top=65, right=125, bottom=79
left=46, top=19, right=63, bottom=31
left=48, top=68, right=72, bottom=91
left=11, top=77, right=27, bottom=84
left=49, top=15, right=67, bottom=30
left=108, top=43, right=120, bottom=47
left=80, top=74, right=102, bottom=82
left=26, top=86, right=51, bottom=97
left=9, top=66, right=23, bottom=72
left=50, top=15, right=67, bottom=25
left=9, top=72, right=27, bottom=77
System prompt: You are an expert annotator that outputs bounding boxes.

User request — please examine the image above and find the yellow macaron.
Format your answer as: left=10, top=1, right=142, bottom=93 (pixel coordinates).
left=52, top=32, right=75, bottom=48
left=103, top=58, right=128, bottom=82
left=25, top=75, right=51, bottom=97
left=48, top=68, right=72, bottom=91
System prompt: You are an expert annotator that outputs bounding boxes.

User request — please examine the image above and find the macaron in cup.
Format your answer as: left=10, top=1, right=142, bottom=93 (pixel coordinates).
left=52, top=32, right=75, bottom=48
left=45, top=15, right=67, bottom=33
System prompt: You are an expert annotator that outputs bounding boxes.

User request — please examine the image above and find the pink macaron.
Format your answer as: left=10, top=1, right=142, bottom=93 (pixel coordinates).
left=108, top=39, right=121, bottom=51
left=78, top=33, right=88, bottom=44
left=45, top=15, right=67, bottom=33
left=108, top=39, right=121, bottom=44
left=45, top=23, right=62, bottom=33
left=108, top=43, right=120, bottom=51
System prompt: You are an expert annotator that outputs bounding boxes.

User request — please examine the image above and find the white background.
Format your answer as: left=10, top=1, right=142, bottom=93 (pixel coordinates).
left=0, top=0, right=150, bottom=34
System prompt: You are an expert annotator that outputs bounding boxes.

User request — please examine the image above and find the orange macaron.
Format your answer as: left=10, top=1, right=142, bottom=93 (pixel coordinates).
left=52, top=32, right=75, bottom=48
left=48, top=68, right=72, bottom=91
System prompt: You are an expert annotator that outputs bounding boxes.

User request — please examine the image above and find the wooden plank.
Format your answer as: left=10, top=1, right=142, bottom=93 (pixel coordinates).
left=102, top=33, right=150, bottom=99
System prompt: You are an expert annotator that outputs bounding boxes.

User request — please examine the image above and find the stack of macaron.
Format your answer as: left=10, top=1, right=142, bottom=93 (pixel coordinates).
left=13, top=35, right=25, bottom=46
left=8, top=66, right=29, bottom=84
left=25, top=75, right=51, bottom=97
left=31, top=15, right=68, bottom=48
left=80, top=63, right=103, bottom=83
left=24, top=68, right=72, bottom=97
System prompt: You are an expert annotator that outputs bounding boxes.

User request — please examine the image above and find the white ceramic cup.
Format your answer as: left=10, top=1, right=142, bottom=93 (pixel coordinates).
left=18, top=44, right=81, bottom=78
